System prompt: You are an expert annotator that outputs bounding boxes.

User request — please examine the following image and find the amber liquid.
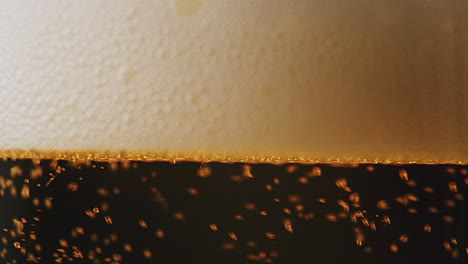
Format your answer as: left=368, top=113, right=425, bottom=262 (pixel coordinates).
left=0, top=158, right=466, bottom=264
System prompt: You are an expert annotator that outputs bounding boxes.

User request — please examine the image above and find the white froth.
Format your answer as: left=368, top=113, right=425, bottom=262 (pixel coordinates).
left=0, top=0, right=467, bottom=162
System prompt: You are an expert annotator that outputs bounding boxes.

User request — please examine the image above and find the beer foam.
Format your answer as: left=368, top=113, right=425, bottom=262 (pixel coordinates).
left=0, top=0, right=466, bottom=163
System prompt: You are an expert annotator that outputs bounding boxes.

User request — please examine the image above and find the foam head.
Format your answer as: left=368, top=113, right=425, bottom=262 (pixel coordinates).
left=0, top=0, right=467, bottom=163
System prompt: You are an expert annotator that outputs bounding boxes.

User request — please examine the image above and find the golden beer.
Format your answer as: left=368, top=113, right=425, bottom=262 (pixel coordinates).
left=0, top=1, right=466, bottom=263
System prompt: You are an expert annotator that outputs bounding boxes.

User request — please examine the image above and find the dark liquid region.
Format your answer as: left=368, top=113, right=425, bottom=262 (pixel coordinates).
left=0, top=159, right=466, bottom=264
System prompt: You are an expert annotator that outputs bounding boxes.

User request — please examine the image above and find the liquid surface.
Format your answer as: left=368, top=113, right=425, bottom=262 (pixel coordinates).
left=1, top=0, right=467, bottom=163
left=3, top=149, right=467, bottom=165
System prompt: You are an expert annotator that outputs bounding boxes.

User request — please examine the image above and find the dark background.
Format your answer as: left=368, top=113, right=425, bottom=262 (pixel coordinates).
left=0, top=159, right=466, bottom=264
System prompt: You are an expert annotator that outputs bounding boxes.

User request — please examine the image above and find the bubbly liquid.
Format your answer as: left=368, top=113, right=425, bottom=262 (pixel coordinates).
left=1, top=2, right=466, bottom=263
left=0, top=159, right=466, bottom=264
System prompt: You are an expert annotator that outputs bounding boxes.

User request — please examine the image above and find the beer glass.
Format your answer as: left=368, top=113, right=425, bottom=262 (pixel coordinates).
left=0, top=1, right=466, bottom=263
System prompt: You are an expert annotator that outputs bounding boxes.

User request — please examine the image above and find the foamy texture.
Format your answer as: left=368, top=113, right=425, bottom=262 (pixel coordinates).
left=0, top=0, right=467, bottom=163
